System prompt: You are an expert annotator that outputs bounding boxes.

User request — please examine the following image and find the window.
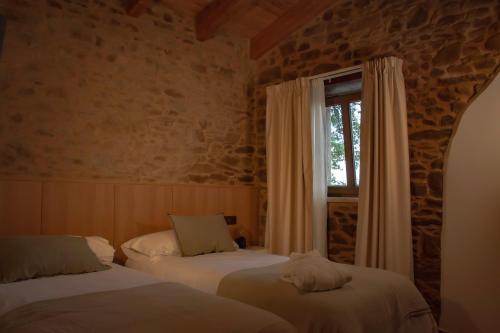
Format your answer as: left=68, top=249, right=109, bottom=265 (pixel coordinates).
left=324, top=72, right=362, bottom=197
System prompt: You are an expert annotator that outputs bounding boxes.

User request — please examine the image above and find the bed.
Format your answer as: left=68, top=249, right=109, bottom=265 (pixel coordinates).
left=0, top=238, right=295, bottom=333
left=126, top=249, right=438, bottom=333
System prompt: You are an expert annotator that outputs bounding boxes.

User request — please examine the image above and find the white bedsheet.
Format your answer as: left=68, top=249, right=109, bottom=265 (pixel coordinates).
left=0, top=264, right=160, bottom=316
left=126, top=250, right=288, bottom=294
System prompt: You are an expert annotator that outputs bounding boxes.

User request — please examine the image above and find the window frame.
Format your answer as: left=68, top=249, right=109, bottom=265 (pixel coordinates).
left=325, top=92, right=362, bottom=197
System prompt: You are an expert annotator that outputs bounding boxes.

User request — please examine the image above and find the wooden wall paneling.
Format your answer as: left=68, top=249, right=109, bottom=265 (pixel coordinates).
left=172, top=185, right=259, bottom=244
left=0, top=180, right=42, bottom=235
left=218, top=186, right=259, bottom=244
left=171, top=185, right=222, bottom=215
left=0, top=178, right=260, bottom=259
left=171, top=185, right=232, bottom=236
left=41, top=182, right=114, bottom=242
left=114, top=184, right=173, bottom=258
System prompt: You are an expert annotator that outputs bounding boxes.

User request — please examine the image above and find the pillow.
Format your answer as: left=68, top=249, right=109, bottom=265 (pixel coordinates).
left=84, top=236, right=115, bottom=265
left=0, top=235, right=110, bottom=284
left=121, top=247, right=161, bottom=263
left=121, top=230, right=180, bottom=258
left=170, top=214, right=235, bottom=256
left=121, top=230, right=239, bottom=260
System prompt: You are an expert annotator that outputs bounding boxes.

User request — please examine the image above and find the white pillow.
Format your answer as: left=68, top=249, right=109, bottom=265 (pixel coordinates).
left=84, top=236, right=115, bottom=265
left=121, top=230, right=181, bottom=257
left=121, top=230, right=239, bottom=259
left=121, top=247, right=160, bottom=263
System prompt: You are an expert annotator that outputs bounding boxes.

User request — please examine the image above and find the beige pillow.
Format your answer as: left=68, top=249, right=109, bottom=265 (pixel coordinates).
left=0, top=235, right=110, bottom=284
left=170, top=214, right=235, bottom=256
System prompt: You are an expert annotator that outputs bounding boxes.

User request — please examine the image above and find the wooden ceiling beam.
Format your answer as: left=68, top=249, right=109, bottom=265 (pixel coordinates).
left=250, top=0, right=334, bottom=59
left=126, top=0, right=152, bottom=17
left=195, top=0, right=254, bottom=41
left=255, top=0, right=293, bottom=16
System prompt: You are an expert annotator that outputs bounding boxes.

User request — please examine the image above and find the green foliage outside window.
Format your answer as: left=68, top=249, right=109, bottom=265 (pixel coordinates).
left=328, top=104, right=346, bottom=185
left=327, top=101, right=362, bottom=187
left=350, top=101, right=362, bottom=185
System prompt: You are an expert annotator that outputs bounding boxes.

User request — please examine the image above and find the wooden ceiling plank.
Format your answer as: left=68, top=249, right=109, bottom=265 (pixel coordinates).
left=221, top=5, right=277, bottom=38
left=256, top=0, right=299, bottom=16
left=195, top=0, right=254, bottom=41
left=250, top=0, right=333, bottom=59
left=161, top=0, right=213, bottom=16
left=126, top=0, right=152, bottom=17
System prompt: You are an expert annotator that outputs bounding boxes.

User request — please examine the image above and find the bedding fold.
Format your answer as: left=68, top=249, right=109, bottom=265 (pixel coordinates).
left=281, top=250, right=351, bottom=292
left=0, top=282, right=295, bottom=333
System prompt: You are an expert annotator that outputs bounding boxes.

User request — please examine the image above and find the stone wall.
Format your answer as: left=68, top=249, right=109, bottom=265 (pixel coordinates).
left=0, top=0, right=254, bottom=185
left=2, top=0, right=500, bottom=321
left=253, top=0, right=500, bottom=318
left=328, top=201, right=357, bottom=264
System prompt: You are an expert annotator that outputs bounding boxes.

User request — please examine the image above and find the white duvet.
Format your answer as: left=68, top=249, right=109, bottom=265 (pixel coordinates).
left=0, top=264, right=160, bottom=316
left=126, top=250, right=288, bottom=294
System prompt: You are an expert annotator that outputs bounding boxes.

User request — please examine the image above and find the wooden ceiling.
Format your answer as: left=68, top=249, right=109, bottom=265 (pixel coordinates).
left=162, top=0, right=301, bottom=38
left=126, top=0, right=334, bottom=59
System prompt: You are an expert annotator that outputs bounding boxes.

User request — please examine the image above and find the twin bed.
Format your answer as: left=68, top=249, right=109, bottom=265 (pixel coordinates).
left=0, top=213, right=437, bottom=333
left=126, top=249, right=437, bottom=333
left=0, top=240, right=293, bottom=333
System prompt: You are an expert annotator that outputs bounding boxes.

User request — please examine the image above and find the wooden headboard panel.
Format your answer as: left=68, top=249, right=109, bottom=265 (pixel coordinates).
left=114, top=183, right=173, bottom=260
left=42, top=182, right=115, bottom=241
left=113, top=184, right=258, bottom=261
left=0, top=180, right=42, bottom=235
left=0, top=179, right=259, bottom=262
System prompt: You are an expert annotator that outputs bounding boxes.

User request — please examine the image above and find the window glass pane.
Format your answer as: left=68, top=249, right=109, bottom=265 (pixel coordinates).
left=349, top=101, right=362, bottom=186
left=327, top=104, right=347, bottom=186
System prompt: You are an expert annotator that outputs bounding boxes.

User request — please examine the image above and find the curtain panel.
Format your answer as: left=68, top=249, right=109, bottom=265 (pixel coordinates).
left=355, top=57, right=414, bottom=279
left=310, top=78, right=329, bottom=257
left=265, top=77, right=328, bottom=256
left=265, top=78, right=313, bottom=255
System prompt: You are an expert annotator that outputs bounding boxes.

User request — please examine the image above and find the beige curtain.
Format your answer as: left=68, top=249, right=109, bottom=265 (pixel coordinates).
left=355, top=57, right=414, bottom=279
left=265, top=78, right=313, bottom=255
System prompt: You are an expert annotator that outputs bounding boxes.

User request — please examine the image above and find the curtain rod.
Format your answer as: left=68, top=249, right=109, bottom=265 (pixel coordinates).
left=308, top=64, right=362, bottom=81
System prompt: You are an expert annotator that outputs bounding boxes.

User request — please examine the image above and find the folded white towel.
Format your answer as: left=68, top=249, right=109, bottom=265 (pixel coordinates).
left=281, top=250, right=352, bottom=292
